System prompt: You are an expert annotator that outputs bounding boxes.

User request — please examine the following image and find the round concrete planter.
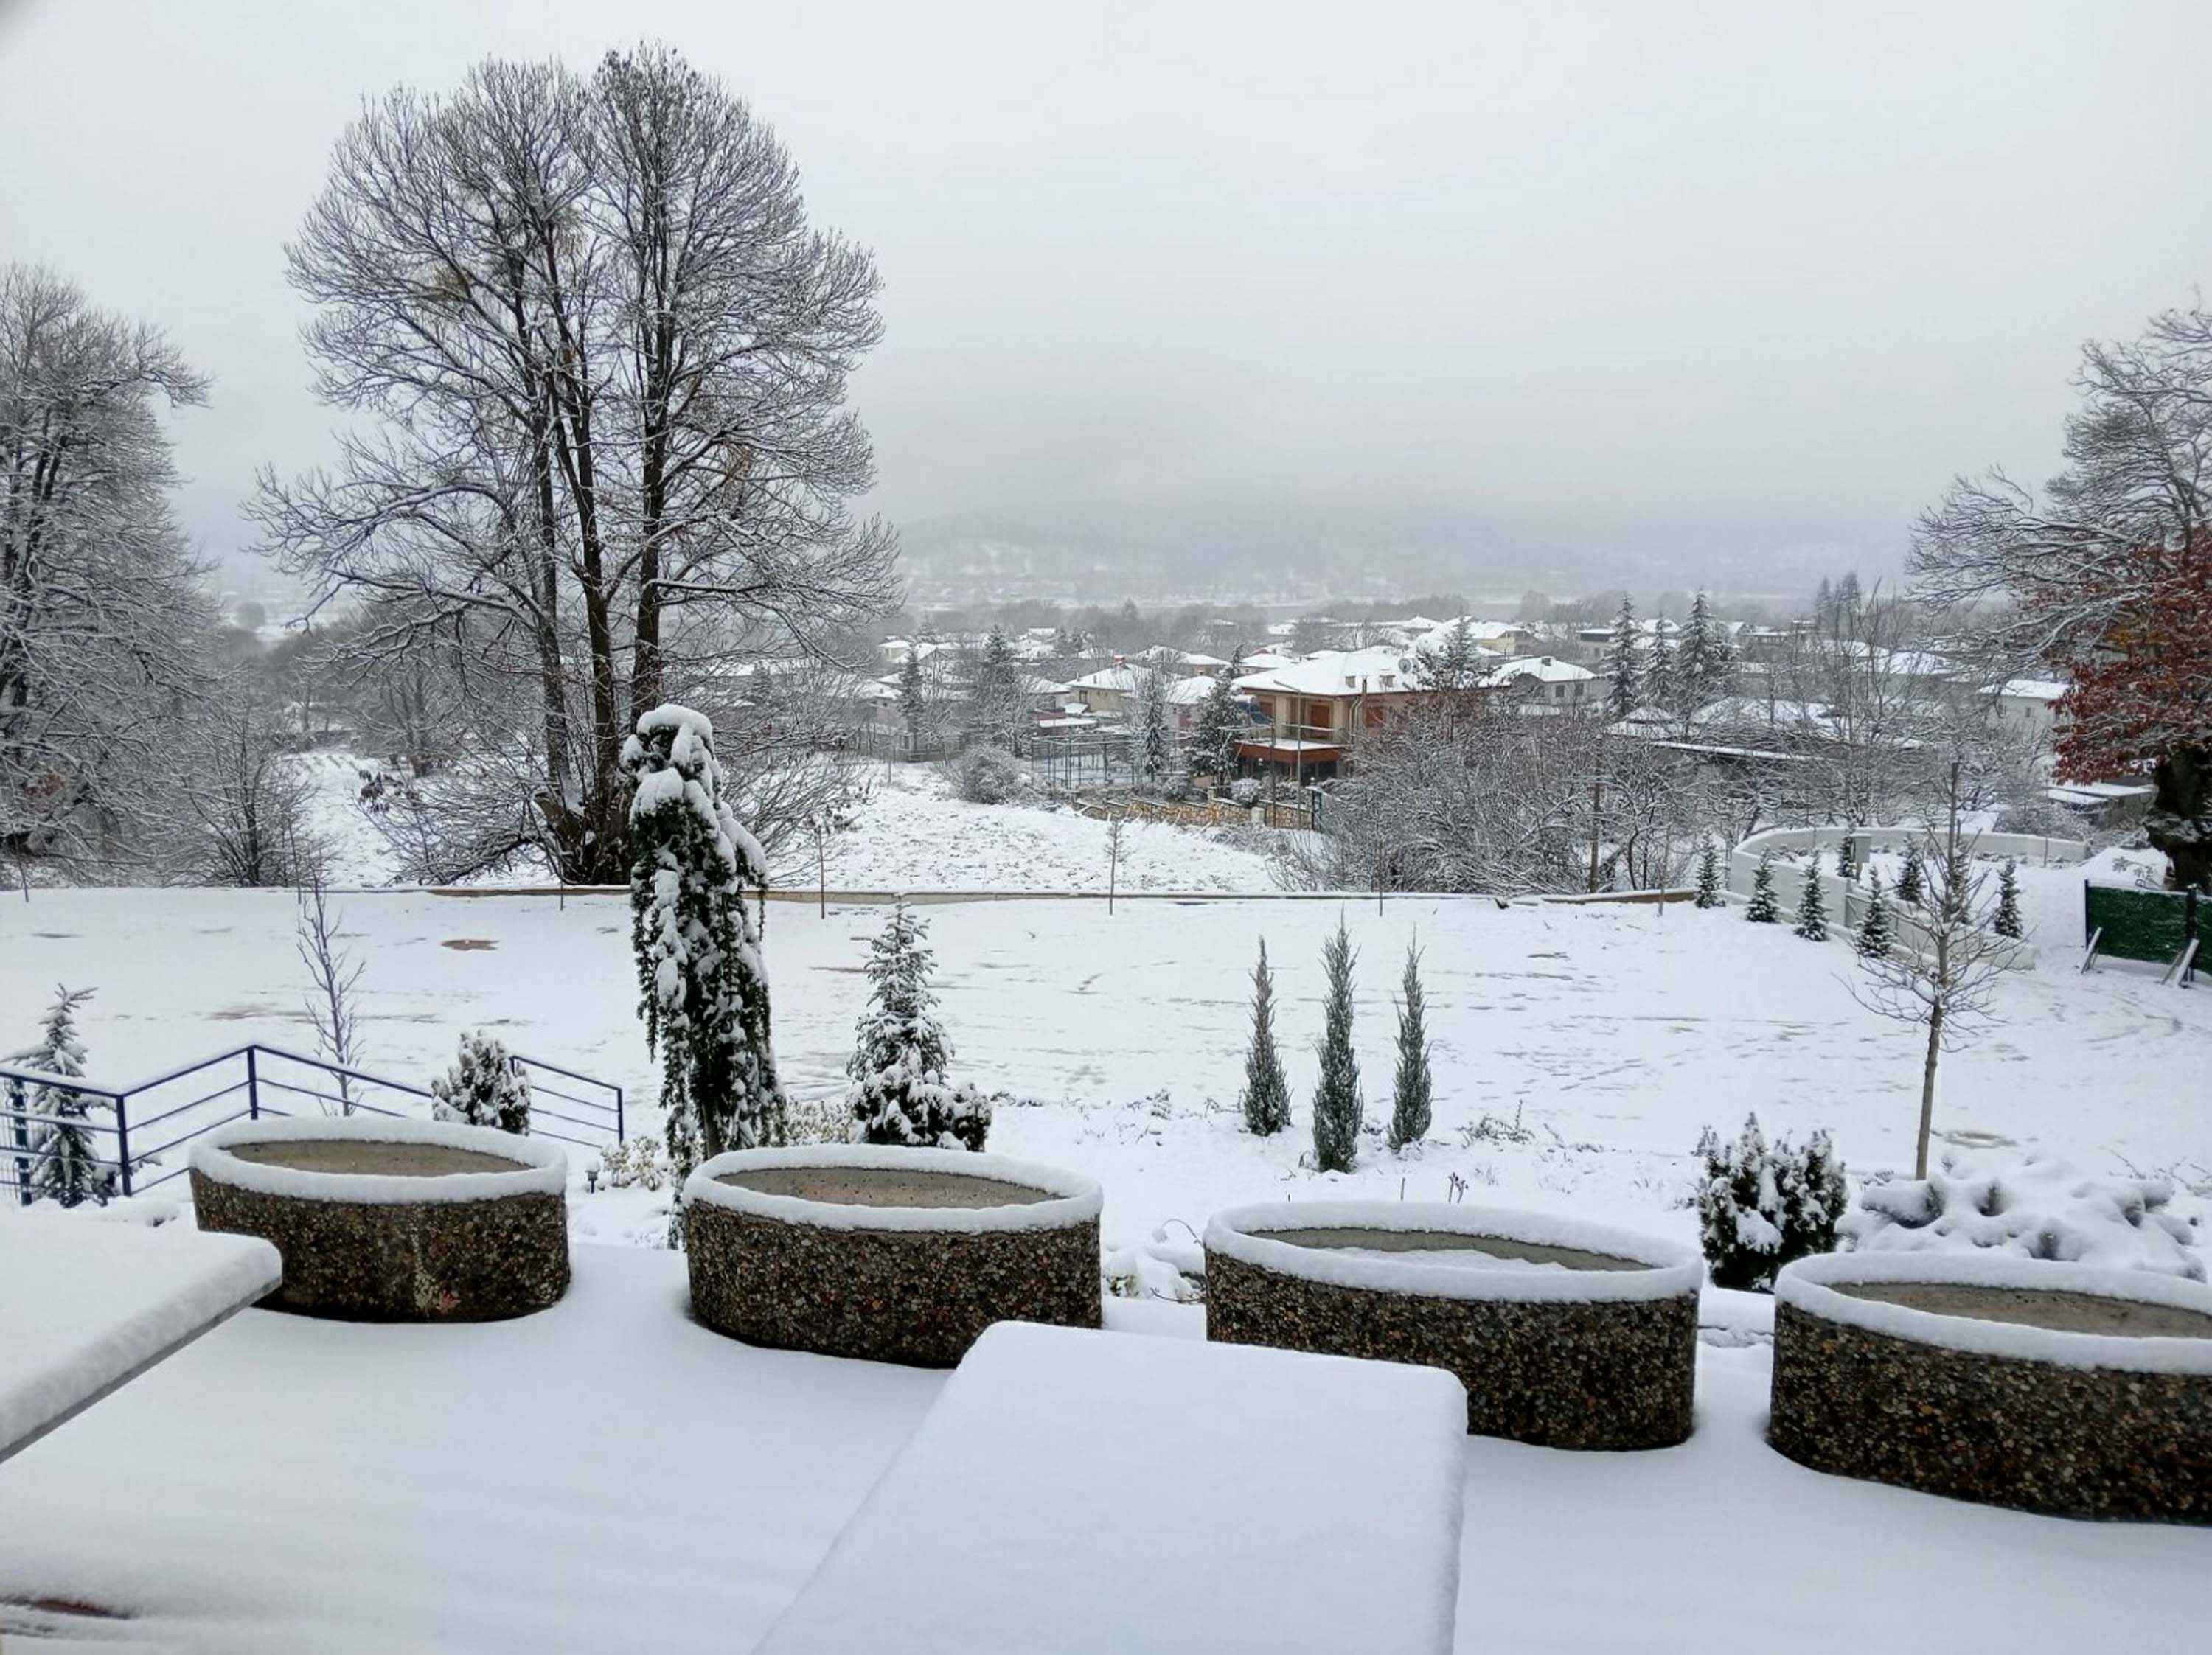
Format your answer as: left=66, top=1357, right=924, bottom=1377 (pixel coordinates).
left=684, top=1146, right=1102, bottom=1366
left=1772, top=1252, right=2212, bottom=1521
left=1204, top=1201, right=1700, bottom=1448
left=189, top=1116, right=569, bottom=1322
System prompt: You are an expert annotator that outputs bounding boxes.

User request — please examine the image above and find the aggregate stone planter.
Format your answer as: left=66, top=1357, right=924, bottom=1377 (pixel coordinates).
left=684, top=1146, right=1102, bottom=1367
left=189, top=1117, right=569, bottom=1322
left=1771, top=1252, right=2212, bottom=1522
left=1204, top=1201, right=1700, bottom=1448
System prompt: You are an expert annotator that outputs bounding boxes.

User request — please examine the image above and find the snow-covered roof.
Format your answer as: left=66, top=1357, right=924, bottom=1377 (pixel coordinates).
left=1067, top=668, right=1137, bottom=692
left=1166, top=674, right=1220, bottom=705
left=1483, top=655, right=1593, bottom=686
left=1990, top=677, right=2068, bottom=703
left=1235, top=649, right=1302, bottom=672
left=1234, top=647, right=1422, bottom=697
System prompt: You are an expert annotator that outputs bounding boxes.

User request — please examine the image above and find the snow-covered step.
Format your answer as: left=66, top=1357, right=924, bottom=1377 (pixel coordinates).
left=751, top=1320, right=1467, bottom=1655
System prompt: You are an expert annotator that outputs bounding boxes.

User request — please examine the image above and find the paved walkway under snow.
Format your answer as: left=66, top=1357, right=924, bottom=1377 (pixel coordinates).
left=1, top=1244, right=2205, bottom=1653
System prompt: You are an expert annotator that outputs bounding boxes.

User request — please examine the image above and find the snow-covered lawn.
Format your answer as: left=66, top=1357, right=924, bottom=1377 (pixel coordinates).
left=292, top=750, right=1281, bottom=894
left=3, top=866, right=2206, bottom=1260
left=1, top=1244, right=2203, bottom=1654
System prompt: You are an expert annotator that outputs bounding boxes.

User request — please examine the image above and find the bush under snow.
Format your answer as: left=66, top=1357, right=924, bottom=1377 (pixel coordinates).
left=1843, top=1151, right=2205, bottom=1281
left=1692, top=1114, right=1847, bottom=1292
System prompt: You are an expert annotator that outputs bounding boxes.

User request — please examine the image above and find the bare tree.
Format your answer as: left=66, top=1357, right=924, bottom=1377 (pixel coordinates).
left=296, top=876, right=366, bottom=1110
left=251, top=48, right=898, bottom=885
left=1104, top=806, right=1127, bottom=914
left=164, top=675, right=327, bottom=887
left=1851, top=765, right=2011, bottom=1177
left=1, top=265, right=212, bottom=871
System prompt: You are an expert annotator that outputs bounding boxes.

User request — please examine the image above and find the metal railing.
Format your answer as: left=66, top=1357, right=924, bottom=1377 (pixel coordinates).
left=3, top=1041, right=623, bottom=1208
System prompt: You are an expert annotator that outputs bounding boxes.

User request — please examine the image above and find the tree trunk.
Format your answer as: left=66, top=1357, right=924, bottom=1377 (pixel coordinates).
left=2147, top=748, right=2211, bottom=891
left=1915, top=998, right=1943, bottom=1179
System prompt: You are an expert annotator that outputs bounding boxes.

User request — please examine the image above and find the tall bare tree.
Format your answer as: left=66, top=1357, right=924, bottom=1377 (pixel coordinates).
left=252, top=48, right=898, bottom=883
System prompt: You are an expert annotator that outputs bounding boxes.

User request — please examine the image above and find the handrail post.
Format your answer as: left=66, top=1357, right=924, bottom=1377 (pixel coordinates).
left=114, top=1087, right=133, bottom=1199
left=614, top=1085, right=625, bottom=1146
left=7, top=1078, right=30, bottom=1208
left=246, top=1046, right=260, bottom=1120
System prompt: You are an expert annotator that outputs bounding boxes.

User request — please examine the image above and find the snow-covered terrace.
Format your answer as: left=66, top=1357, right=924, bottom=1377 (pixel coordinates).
left=3, top=1244, right=2203, bottom=1653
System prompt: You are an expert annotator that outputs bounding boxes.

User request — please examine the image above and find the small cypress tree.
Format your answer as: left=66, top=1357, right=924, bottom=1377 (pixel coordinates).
left=1745, top=850, right=1781, bottom=923
left=1834, top=831, right=1857, bottom=881
left=1239, top=938, right=1292, bottom=1135
left=8, top=986, right=113, bottom=1208
left=1994, top=858, right=2024, bottom=938
left=1694, top=839, right=1724, bottom=908
left=1310, top=918, right=1363, bottom=1173
left=1854, top=868, right=1893, bottom=960
left=1896, top=839, right=1925, bottom=905
left=1388, top=941, right=1433, bottom=1151
left=430, top=1029, right=532, bottom=1133
left=846, top=897, right=993, bottom=1151
left=1793, top=850, right=1829, bottom=941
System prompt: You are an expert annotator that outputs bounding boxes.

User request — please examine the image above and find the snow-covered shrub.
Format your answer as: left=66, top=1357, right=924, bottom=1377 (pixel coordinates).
left=1854, top=868, right=1893, bottom=960
left=1230, top=777, right=1263, bottom=807
left=429, top=1030, right=531, bottom=1133
left=846, top=897, right=998, bottom=1151
left=625, top=704, right=786, bottom=1170
left=598, top=1136, right=667, bottom=1192
left=1692, top=1114, right=1847, bottom=1292
left=1745, top=851, right=1781, bottom=923
left=1239, top=938, right=1291, bottom=1135
left=1694, top=840, right=1723, bottom=908
left=7, top=985, right=114, bottom=1208
left=1792, top=849, right=1829, bottom=941
left=1843, top=1151, right=2203, bottom=1281
left=1310, top=918, right=1363, bottom=1173
left=1896, top=839, right=1925, bottom=905
left=951, top=745, right=1026, bottom=805
left=1993, top=858, right=2025, bottom=938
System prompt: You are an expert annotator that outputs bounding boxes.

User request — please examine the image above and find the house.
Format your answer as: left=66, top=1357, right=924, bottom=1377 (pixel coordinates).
left=1987, top=677, right=2069, bottom=745
left=1483, top=655, right=1596, bottom=709
left=1230, top=647, right=1427, bottom=781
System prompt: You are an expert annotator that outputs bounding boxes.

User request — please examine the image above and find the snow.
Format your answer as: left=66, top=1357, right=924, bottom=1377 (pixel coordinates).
left=685, top=1145, right=1102, bottom=1233
left=751, top=1320, right=1467, bottom=1655
left=1778, top=1252, right=2212, bottom=1373
left=1206, top=1201, right=1700, bottom=1303
left=0, top=1213, right=279, bottom=1460
left=4, top=883, right=2208, bottom=1270
left=2, top=1244, right=2207, bottom=1652
left=191, top=1116, right=566, bottom=1205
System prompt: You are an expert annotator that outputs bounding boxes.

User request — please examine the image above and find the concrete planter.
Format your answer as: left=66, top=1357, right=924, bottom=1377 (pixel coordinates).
left=684, top=1146, right=1102, bottom=1366
left=1772, top=1252, right=2212, bottom=1521
left=189, top=1117, right=569, bottom=1322
left=1205, top=1201, right=1700, bottom=1448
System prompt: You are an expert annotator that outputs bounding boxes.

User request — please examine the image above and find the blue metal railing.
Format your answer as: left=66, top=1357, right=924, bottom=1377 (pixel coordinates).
left=2, top=1041, right=624, bottom=1207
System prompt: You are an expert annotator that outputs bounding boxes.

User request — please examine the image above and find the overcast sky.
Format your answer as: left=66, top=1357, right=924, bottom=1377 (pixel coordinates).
left=6, top=0, right=2212, bottom=578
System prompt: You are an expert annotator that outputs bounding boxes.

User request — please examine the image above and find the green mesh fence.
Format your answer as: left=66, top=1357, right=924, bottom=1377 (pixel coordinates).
left=2084, top=883, right=2202, bottom=964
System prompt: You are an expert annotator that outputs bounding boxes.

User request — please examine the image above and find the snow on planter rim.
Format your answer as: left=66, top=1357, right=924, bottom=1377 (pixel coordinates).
left=684, top=1144, right=1102, bottom=1234
left=1205, top=1200, right=1701, bottom=1305
left=189, top=1115, right=567, bottom=1205
left=1777, top=1251, right=2212, bottom=1376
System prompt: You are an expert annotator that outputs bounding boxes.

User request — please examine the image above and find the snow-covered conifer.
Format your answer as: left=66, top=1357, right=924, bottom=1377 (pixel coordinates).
left=1854, top=868, right=1893, bottom=960
left=1745, top=850, right=1781, bottom=923
left=626, top=704, right=786, bottom=1173
left=1310, top=918, right=1363, bottom=1173
left=430, top=1030, right=532, bottom=1134
left=1239, top=938, right=1291, bottom=1135
left=8, top=985, right=113, bottom=1208
left=1793, top=849, right=1829, bottom=941
left=1191, top=674, right=1247, bottom=785
left=1994, top=858, right=2024, bottom=938
left=1388, top=941, right=1433, bottom=1151
left=1834, top=830, right=1857, bottom=881
left=1694, top=839, right=1724, bottom=908
left=1896, top=838, right=1925, bottom=905
left=845, top=896, right=992, bottom=1150
left=1693, top=1112, right=1846, bottom=1292
left=1604, top=596, right=1641, bottom=722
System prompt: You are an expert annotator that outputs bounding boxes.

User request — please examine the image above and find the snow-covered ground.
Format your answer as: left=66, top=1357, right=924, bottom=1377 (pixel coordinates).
left=0, top=1244, right=2203, bottom=1653
left=3, top=862, right=2205, bottom=1260
left=291, top=750, right=1280, bottom=894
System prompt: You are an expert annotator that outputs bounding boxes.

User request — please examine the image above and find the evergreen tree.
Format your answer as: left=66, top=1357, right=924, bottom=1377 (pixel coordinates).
left=1745, top=850, right=1781, bottom=923
left=845, top=897, right=993, bottom=1150
left=1191, top=674, right=1247, bottom=785
left=969, top=624, right=1024, bottom=747
left=1674, top=588, right=1733, bottom=718
left=1239, top=938, right=1291, bottom=1135
left=1793, top=850, right=1829, bottom=941
left=1994, top=858, right=2025, bottom=939
left=1896, top=839, right=1926, bottom=905
left=1854, top=868, right=1893, bottom=960
left=1310, top=918, right=1363, bottom=1172
left=1388, top=941, right=1433, bottom=1151
left=430, top=1029, right=532, bottom=1133
left=1694, top=839, right=1725, bottom=908
left=626, top=705, right=786, bottom=1174
left=1693, top=1113, right=1848, bottom=1292
left=7, top=985, right=113, bottom=1208
left=1604, top=595, right=1642, bottom=722
left=1644, top=636, right=1674, bottom=720
left=1136, top=668, right=1177, bottom=791
left=1834, top=829, right=1857, bottom=881
left=899, top=647, right=926, bottom=753
left=1422, top=618, right=1484, bottom=691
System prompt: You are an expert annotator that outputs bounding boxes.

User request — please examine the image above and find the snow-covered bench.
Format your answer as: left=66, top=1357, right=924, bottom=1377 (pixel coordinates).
left=751, top=1320, right=1467, bottom=1655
